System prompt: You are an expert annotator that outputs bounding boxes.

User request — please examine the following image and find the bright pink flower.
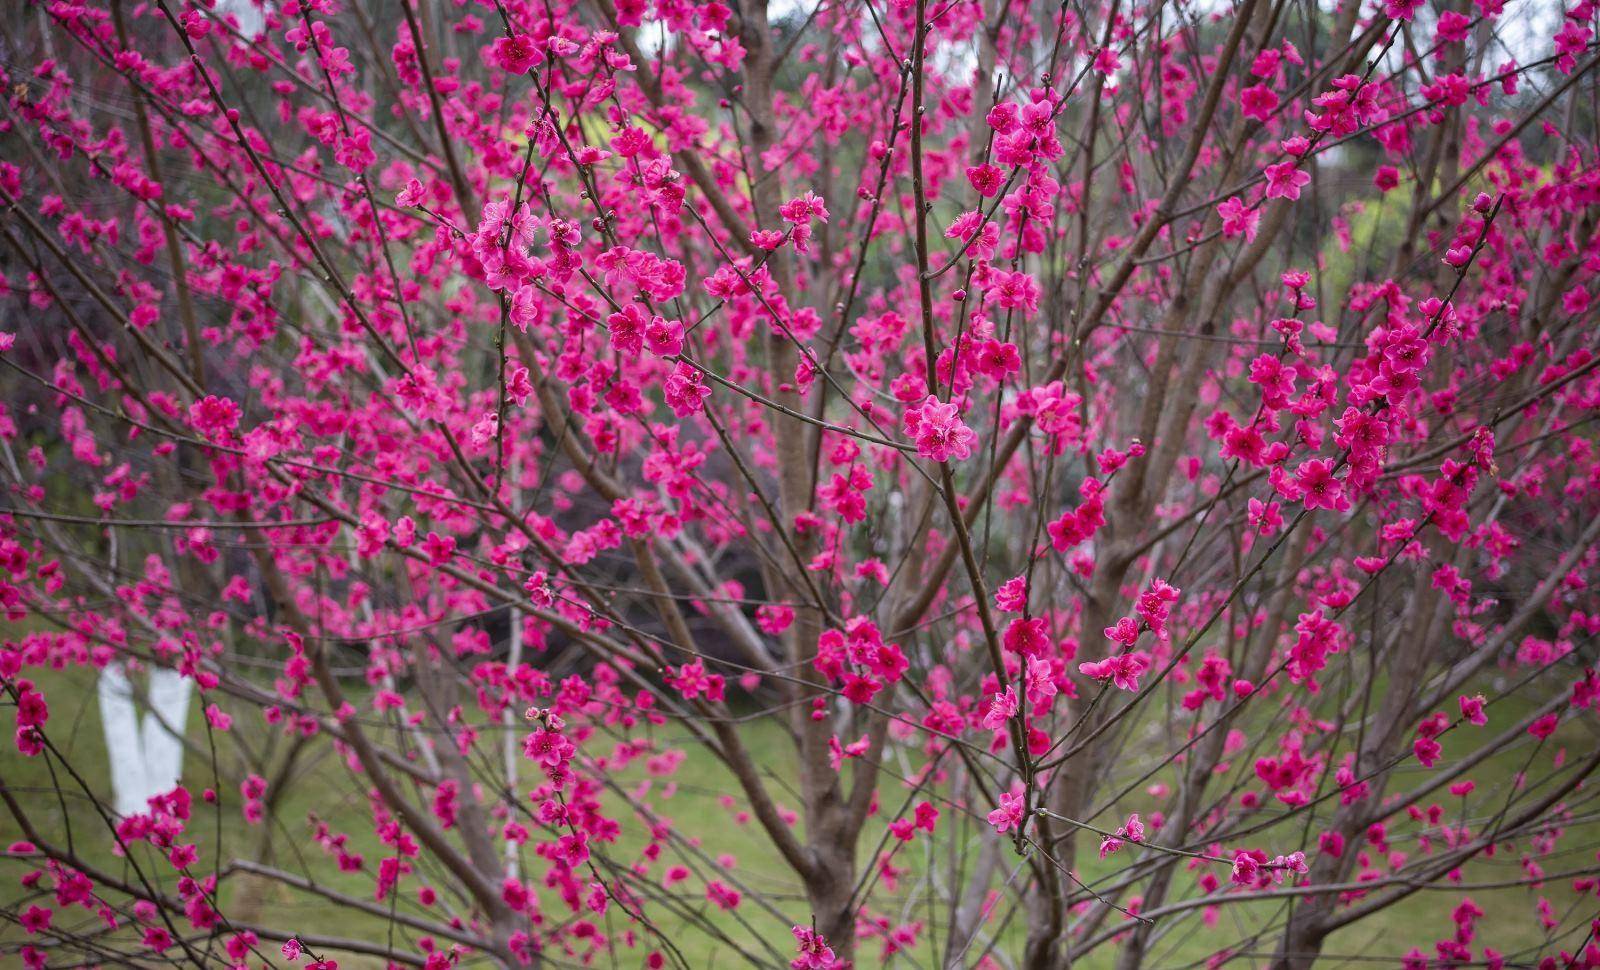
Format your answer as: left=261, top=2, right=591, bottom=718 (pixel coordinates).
left=1239, top=84, right=1278, bottom=121
left=1134, top=579, right=1180, bottom=641
left=906, top=396, right=976, bottom=462
left=1218, top=197, right=1261, bottom=240
left=1079, top=651, right=1152, bottom=691
left=706, top=881, right=741, bottom=910
left=791, top=926, right=838, bottom=969
left=395, top=178, right=425, bottom=207
left=20, top=905, right=51, bottom=934
left=995, top=576, right=1029, bottom=612
left=1121, top=812, right=1146, bottom=843
left=1436, top=10, right=1472, bottom=42
left=664, top=363, right=710, bottom=417
left=608, top=302, right=649, bottom=355
left=1003, top=616, right=1049, bottom=657
left=189, top=395, right=241, bottom=439
left=982, top=686, right=1018, bottom=730
left=643, top=315, right=685, bottom=357
left=489, top=34, right=542, bottom=74
left=1103, top=616, right=1140, bottom=647
left=1264, top=161, right=1311, bottom=200
left=987, top=790, right=1027, bottom=834
left=1248, top=497, right=1284, bottom=534
left=1230, top=850, right=1262, bottom=885
left=1562, top=286, right=1590, bottom=315
left=966, top=164, right=1005, bottom=196
left=1295, top=458, right=1350, bottom=512
left=988, top=270, right=1040, bottom=314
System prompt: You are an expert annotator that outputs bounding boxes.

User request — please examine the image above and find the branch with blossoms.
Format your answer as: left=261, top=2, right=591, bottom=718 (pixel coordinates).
left=4, top=0, right=1600, bottom=967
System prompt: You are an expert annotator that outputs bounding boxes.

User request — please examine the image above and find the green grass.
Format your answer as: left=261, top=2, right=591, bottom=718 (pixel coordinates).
left=3, top=660, right=1597, bottom=968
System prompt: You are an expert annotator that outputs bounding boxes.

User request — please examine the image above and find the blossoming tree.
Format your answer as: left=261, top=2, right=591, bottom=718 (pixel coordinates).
left=2, top=0, right=1600, bottom=966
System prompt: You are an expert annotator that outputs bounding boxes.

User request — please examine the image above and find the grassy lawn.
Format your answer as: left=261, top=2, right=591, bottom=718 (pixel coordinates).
left=3, top=660, right=1596, bottom=968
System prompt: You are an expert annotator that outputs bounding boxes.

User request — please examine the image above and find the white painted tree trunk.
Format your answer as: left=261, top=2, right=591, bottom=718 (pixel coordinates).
left=503, top=608, right=523, bottom=878
left=97, top=665, right=192, bottom=817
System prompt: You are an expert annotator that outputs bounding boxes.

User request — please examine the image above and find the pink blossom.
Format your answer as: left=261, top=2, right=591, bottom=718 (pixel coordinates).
left=489, top=34, right=542, bottom=74
left=1121, top=812, right=1146, bottom=843
left=906, top=396, right=976, bottom=462
left=1295, top=458, right=1350, bottom=512
left=1079, top=651, right=1152, bottom=692
left=1218, top=197, right=1261, bottom=240
left=664, top=363, right=710, bottom=416
left=1239, top=84, right=1278, bottom=121
left=791, top=926, right=838, bottom=969
left=982, top=686, right=1019, bottom=730
left=395, top=178, right=425, bottom=207
left=20, top=905, right=52, bottom=934
left=987, top=790, right=1028, bottom=834
left=643, top=315, right=685, bottom=357
left=1264, top=161, right=1312, bottom=201
left=189, top=395, right=241, bottom=439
